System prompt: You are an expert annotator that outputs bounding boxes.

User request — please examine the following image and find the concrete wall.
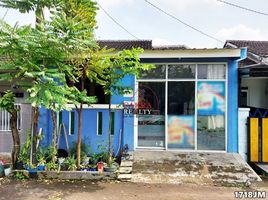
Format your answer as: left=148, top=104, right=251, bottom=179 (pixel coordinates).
left=238, top=108, right=250, bottom=161
left=241, top=78, right=268, bottom=108
left=38, top=56, right=244, bottom=154
left=0, top=103, right=32, bottom=153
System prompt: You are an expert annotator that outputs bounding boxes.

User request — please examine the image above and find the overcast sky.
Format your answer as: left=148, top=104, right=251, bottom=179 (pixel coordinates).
left=1, top=0, right=268, bottom=48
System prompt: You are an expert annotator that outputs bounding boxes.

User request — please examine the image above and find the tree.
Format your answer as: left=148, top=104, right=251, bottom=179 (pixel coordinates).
left=0, top=91, right=20, bottom=168
left=100, top=48, right=153, bottom=165
left=0, top=0, right=59, bottom=28
left=0, top=0, right=98, bottom=167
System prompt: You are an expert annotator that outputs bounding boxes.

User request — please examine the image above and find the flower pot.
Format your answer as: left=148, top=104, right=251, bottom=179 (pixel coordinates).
left=104, top=165, right=117, bottom=172
left=37, top=165, right=45, bottom=171
left=88, top=168, right=97, bottom=172
left=4, top=167, right=11, bottom=176
left=97, top=162, right=104, bottom=173
left=0, top=165, right=4, bottom=177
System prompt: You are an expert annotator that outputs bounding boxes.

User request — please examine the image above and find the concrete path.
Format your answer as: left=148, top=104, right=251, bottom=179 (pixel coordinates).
left=132, top=151, right=261, bottom=186
left=1, top=179, right=267, bottom=200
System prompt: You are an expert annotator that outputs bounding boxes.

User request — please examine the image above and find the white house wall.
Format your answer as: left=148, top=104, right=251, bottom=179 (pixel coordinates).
left=241, top=78, right=268, bottom=108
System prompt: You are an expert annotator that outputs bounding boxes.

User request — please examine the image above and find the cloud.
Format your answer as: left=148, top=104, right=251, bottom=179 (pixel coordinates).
left=216, top=24, right=267, bottom=41
left=97, top=0, right=133, bottom=7
left=152, top=0, right=221, bottom=12
left=152, top=38, right=174, bottom=46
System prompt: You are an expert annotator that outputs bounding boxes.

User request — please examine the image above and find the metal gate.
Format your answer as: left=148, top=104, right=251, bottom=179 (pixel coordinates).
left=248, top=117, right=268, bottom=163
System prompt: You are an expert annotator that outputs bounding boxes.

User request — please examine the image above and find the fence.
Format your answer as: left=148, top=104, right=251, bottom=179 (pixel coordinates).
left=0, top=104, right=21, bottom=132
left=248, top=107, right=268, bottom=163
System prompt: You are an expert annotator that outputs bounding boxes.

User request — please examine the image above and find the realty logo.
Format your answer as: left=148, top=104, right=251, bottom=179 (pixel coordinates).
left=119, top=83, right=160, bottom=117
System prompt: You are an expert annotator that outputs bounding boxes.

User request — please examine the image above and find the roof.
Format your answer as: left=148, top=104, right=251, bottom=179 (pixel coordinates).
left=98, top=40, right=153, bottom=50
left=225, top=40, right=268, bottom=57
left=97, top=40, right=188, bottom=50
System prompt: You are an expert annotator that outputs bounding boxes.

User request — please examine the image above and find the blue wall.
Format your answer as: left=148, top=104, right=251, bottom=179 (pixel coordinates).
left=39, top=52, right=246, bottom=154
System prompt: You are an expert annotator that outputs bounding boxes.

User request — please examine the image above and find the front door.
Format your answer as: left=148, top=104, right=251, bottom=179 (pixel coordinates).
left=137, top=82, right=165, bottom=148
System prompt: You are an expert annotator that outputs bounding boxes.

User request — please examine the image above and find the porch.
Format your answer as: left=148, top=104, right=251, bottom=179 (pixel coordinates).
left=131, top=151, right=261, bottom=186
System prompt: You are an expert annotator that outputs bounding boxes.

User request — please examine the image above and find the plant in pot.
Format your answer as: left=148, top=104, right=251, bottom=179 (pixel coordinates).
left=0, top=162, right=4, bottom=177
left=4, top=164, right=11, bottom=176
left=104, top=157, right=118, bottom=173
left=64, top=156, right=77, bottom=171
left=36, top=148, right=46, bottom=171
left=88, top=164, right=97, bottom=172
left=46, top=162, right=58, bottom=171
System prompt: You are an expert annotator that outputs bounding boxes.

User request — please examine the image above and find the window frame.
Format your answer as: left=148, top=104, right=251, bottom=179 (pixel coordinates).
left=68, top=111, right=75, bottom=136
left=97, top=112, right=103, bottom=136
left=136, top=63, right=228, bottom=152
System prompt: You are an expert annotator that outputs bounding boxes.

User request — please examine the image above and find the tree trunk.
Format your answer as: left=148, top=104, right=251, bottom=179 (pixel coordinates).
left=10, top=109, right=20, bottom=169
left=76, top=79, right=84, bottom=169
left=32, top=106, right=39, bottom=164
left=35, top=5, right=44, bottom=30
left=51, top=110, right=57, bottom=163
left=108, top=94, right=113, bottom=165
left=76, top=104, right=82, bottom=169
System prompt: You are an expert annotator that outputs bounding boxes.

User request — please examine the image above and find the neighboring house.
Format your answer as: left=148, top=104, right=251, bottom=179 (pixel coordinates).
left=0, top=57, right=32, bottom=153
left=37, top=40, right=246, bottom=155
left=224, top=40, right=268, bottom=163
left=224, top=40, right=268, bottom=109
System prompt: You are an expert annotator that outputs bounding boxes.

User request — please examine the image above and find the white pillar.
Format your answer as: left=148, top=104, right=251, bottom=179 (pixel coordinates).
left=238, top=107, right=250, bottom=161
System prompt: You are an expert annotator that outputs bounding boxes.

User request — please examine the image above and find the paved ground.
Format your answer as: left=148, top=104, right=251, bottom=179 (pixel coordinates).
left=0, top=178, right=267, bottom=200
left=132, top=151, right=261, bottom=186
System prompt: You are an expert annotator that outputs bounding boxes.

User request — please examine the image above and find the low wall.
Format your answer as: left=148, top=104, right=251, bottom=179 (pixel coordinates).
left=238, top=108, right=250, bottom=161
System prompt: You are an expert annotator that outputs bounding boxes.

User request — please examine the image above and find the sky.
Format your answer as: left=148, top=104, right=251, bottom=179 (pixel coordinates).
left=1, top=0, right=268, bottom=48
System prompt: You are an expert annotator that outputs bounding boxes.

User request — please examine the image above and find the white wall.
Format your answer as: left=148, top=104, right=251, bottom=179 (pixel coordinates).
left=238, top=108, right=250, bottom=161
left=241, top=78, right=268, bottom=108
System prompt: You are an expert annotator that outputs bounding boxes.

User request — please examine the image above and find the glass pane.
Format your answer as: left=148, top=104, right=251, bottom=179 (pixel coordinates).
left=139, top=65, right=166, bottom=79
left=111, top=112, right=115, bottom=135
left=98, top=112, right=102, bottom=135
left=138, top=82, right=165, bottom=147
left=168, top=82, right=195, bottom=149
left=197, top=64, right=226, bottom=79
left=168, top=64, right=195, bottom=79
left=197, top=81, right=225, bottom=150
left=70, top=111, right=75, bottom=135
left=197, top=116, right=225, bottom=150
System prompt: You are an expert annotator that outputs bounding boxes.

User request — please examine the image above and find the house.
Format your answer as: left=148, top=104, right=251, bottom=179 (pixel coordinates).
left=224, top=40, right=268, bottom=165
left=0, top=57, right=32, bottom=154
left=36, top=40, right=247, bottom=155
left=224, top=40, right=268, bottom=109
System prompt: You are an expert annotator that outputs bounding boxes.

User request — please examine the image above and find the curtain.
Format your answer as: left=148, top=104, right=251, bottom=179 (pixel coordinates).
left=207, top=64, right=225, bottom=79
left=208, top=115, right=224, bottom=129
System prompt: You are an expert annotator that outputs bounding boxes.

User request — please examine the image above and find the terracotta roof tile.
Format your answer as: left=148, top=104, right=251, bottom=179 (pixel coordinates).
left=97, top=40, right=188, bottom=50
left=225, top=40, right=268, bottom=57
left=97, top=40, right=153, bottom=50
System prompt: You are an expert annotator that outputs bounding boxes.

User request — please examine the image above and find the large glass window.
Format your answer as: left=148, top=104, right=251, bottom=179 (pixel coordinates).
left=168, top=64, right=195, bottom=79
left=137, top=63, right=227, bottom=151
left=140, top=65, right=166, bottom=79
left=197, top=81, right=226, bottom=150
left=138, top=82, right=165, bottom=148
left=197, top=64, right=226, bottom=79
left=168, top=82, right=195, bottom=149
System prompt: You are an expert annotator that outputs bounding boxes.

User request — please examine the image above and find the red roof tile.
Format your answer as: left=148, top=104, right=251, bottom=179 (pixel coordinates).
left=225, top=40, right=268, bottom=57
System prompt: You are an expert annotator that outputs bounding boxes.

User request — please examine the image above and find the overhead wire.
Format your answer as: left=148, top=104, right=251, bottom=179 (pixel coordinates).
left=96, top=1, right=139, bottom=40
left=216, top=0, right=268, bottom=17
left=143, top=0, right=224, bottom=44
left=1, top=9, right=9, bottom=20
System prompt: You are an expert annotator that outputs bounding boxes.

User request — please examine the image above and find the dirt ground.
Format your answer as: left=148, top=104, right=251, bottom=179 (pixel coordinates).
left=0, top=178, right=268, bottom=200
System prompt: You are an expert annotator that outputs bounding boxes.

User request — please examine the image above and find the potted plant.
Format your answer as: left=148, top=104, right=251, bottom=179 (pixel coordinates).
left=0, top=163, right=4, bottom=177
left=46, top=162, right=58, bottom=171
left=88, top=164, right=97, bottom=172
left=36, top=151, right=46, bottom=171
left=4, top=164, right=11, bottom=176
left=64, top=156, right=77, bottom=171
left=104, top=157, right=118, bottom=172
